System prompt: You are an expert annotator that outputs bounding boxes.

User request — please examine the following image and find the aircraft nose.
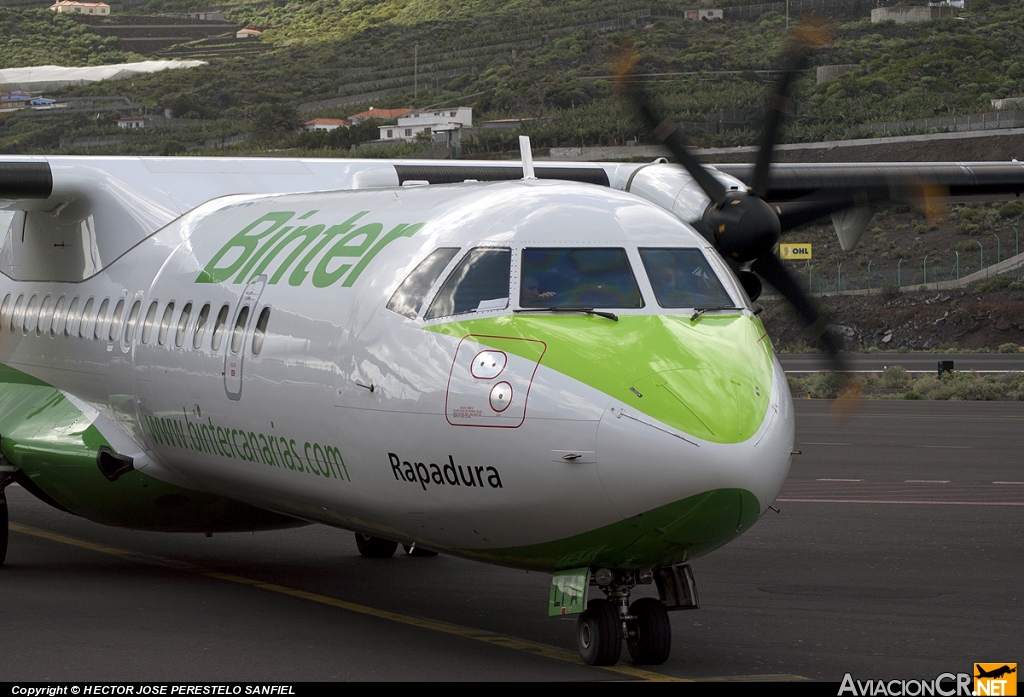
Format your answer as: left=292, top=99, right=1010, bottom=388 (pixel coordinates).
left=592, top=317, right=792, bottom=521
left=607, top=313, right=774, bottom=444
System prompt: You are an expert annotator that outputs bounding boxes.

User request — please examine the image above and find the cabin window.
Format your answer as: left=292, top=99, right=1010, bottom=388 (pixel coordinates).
left=23, top=294, right=39, bottom=334
left=0, top=295, right=9, bottom=328
left=141, top=301, right=158, bottom=344
left=109, top=299, right=125, bottom=342
left=79, top=298, right=94, bottom=339
left=386, top=247, right=460, bottom=318
left=230, top=306, right=250, bottom=354
left=193, top=303, right=211, bottom=349
left=211, top=304, right=230, bottom=351
left=124, top=300, right=142, bottom=344
left=10, top=294, right=24, bottom=332
left=50, top=295, right=66, bottom=337
left=176, top=303, right=192, bottom=348
left=158, top=302, right=175, bottom=346
left=252, top=307, right=270, bottom=355
left=519, top=248, right=643, bottom=309
left=93, top=298, right=109, bottom=340
left=639, top=248, right=734, bottom=309
left=425, top=247, right=511, bottom=320
left=64, top=297, right=79, bottom=337
left=36, top=295, right=53, bottom=336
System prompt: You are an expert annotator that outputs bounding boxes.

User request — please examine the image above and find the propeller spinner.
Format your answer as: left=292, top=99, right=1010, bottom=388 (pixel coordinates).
left=612, top=16, right=851, bottom=372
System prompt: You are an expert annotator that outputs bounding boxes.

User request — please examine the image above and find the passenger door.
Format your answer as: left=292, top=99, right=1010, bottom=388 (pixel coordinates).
left=224, top=275, right=266, bottom=401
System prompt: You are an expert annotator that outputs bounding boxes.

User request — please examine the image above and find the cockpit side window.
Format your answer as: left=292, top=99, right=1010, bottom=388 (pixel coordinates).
left=639, top=248, right=734, bottom=308
left=520, top=248, right=643, bottom=309
left=425, top=247, right=511, bottom=320
left=386, top=247, right=460, bottom=319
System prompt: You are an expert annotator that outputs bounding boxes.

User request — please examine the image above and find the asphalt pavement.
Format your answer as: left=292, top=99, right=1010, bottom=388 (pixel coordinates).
left=778, top=352, right=1024, bottom=373
left=1, top=400, right=1021, bottom=682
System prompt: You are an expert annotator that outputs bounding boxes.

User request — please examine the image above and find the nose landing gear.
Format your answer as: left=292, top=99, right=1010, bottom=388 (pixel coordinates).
left=575, top=565, right=697, bottom=666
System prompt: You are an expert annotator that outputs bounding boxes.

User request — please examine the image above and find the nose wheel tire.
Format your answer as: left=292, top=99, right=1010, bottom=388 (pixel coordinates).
left=402, top=544, right=438, bottom=557
left=354, top=533, right=397, bottom=558
left=577, top=599, right=623, bottom=666
left=626, top=597, right=671, bottom=665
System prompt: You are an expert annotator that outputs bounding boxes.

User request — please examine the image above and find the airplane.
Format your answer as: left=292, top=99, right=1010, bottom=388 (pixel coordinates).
left=2, top=148, right=1022, bottom=669
left=3, top=31, right=1024, bottom=669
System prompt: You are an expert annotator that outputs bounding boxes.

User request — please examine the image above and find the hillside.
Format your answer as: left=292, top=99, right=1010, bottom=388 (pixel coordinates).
left=3, top=1, right=1024, bottom=354
left=3, top=0, right=1024, bottom=156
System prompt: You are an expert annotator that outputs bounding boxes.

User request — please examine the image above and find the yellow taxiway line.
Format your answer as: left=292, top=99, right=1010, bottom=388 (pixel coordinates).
left=11, top=523, right=691, bottom=682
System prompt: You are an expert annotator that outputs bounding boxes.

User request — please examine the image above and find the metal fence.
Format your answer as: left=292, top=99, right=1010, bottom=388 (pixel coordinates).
left=861, top=110, right=1024, bottom=137
left=777, top=230, right=1024, bottom=295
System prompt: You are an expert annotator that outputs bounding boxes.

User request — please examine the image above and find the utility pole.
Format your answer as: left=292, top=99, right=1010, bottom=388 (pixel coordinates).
left=414, top=44, right=418, bottom=101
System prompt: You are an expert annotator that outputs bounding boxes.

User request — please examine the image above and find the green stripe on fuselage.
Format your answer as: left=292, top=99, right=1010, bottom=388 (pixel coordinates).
left=429, top=314, right=773, bottom=444
left=454, top=487, right=760, bottom=571
left=0, top=362, right=303, bottom=532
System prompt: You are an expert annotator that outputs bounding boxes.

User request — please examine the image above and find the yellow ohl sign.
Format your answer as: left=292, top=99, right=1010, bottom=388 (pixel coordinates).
left=780, top=243, right=812, bottom=259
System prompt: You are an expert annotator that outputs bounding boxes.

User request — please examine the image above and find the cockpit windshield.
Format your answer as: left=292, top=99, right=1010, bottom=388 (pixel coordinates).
left=638, top=248, right=734, bottom=309
left=520, top=248, right=643, bottom=309
left=425, top=247, right=511, bottom=320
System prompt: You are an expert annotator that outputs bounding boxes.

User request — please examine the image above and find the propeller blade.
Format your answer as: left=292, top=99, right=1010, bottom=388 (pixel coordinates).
left=610, top=44, right=728, bottom=205
left=750, top=253, right=843, bottom=363
left=750, top=15, right=836, bottom=199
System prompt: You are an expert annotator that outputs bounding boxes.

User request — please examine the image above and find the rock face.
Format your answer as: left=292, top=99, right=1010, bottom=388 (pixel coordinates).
left=761, top=284, right=1024, bottom=352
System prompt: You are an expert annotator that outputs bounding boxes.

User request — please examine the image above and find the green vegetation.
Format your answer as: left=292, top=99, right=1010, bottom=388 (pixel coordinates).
left=0, top=7, right=145, bottom=67
left=789, top=368, right=1024, bottom=401
left=1, top=0, right=1024, bottom=156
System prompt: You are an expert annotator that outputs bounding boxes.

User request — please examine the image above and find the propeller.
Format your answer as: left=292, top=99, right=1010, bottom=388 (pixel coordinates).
left=612, top=17, right=860, bottom=395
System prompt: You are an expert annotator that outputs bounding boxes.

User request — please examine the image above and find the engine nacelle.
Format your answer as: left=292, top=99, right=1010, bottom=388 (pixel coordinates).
left=620, top=163, right=749, bottom=232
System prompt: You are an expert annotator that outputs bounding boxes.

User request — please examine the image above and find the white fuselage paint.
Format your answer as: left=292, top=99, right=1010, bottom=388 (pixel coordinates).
left=0, top=176, right=793, bottom=555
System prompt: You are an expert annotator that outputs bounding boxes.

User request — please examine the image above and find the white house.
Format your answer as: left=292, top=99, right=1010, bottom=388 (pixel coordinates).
left=379, top=107, right=472, bottom=143
left=50, top=1, right=110, bottom=15
left=303, top=118, right=348, bottom=132
left=116, top=117, right=144, bottom=129
left=188, top=11, right=226, bottom=21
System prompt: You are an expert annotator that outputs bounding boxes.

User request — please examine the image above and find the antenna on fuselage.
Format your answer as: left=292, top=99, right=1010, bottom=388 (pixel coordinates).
left=519, top=135, right=536, bottom=180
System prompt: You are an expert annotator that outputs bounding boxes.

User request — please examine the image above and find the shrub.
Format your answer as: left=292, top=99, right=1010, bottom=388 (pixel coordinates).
left=786, top=375, right=809, bottom=396
left=883, top=365, right=909, bottom=388
left=998, top=200, right=1023, bottom=218
left=807, top=370, right=846, bottom=399
left=912, top=375, right=941, bottom=397
left=950, top=380, right=1004, bottom=401
left=976, top=274, right=1013, bottom=292
left=998, top=343, right=1020, bottom=353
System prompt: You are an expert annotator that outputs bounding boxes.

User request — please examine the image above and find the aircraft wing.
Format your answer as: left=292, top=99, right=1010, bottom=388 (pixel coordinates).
left=713, top=161, right=1024, bottom=205
left=4, top=157, right=1024, bottom=261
